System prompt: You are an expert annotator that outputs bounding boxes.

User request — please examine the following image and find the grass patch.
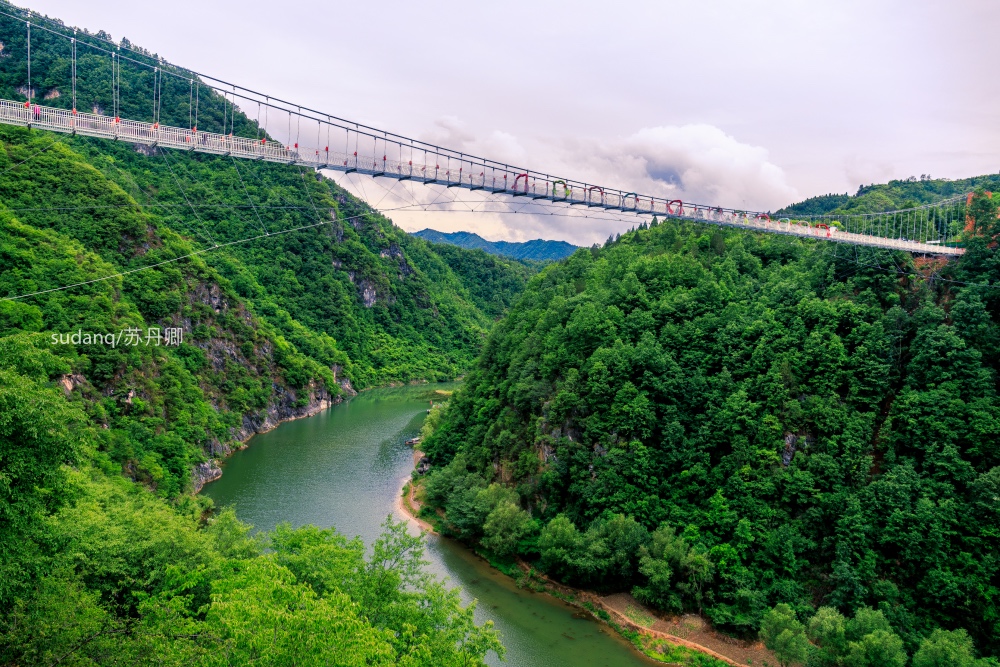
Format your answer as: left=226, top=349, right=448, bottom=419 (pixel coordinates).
left=637, top=637, right=730, bottom=666
left=549, top=589, right=577, bottom=604
left=625, top=603, right=656, bottom=629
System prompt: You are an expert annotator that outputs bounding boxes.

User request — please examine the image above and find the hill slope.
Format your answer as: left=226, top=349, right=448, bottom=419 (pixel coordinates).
left=777, top=173, right=1000, bottom=216
left=413, top=228, right=579, bottom=261
left=0, top=6, right=515, bottom=663
left=421, top=205, right=1000, bottom=658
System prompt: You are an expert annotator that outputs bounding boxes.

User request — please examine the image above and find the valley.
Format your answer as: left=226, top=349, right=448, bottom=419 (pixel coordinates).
left=1, top=3, right=998, bottom=667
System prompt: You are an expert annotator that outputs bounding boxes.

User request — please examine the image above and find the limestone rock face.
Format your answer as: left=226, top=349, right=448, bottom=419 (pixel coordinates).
left=192, top=460, right=222, bottom=493
left=229, top=382, right=341, bottom=444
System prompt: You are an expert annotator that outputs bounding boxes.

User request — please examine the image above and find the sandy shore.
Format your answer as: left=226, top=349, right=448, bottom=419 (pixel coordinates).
left=396, top=473, right=437, bottom=535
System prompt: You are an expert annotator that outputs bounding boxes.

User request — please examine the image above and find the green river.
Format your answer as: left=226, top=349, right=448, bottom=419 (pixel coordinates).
left=203, top=384, right=656, bottom=666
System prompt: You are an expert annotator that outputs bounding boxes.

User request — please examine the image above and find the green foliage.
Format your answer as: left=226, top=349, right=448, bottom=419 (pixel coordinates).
left=423, top=217, right=1000, bottom=658
left=418, top=241, right=536, bottom=320
left=967, top=189, right=1000, bottom=237
left=912, top=628, right=980, bottom=667
left=806, top=607, right=848, bottom=667
left=0, top=365, right=81, bottom=538
left=638, top=637, right=732, bottom=666
left=418, top=401, right=447, bottom=441
left=844, top=630, right=906, bottom=667
left=538, top=514, right=584, bottom=579
left=761, top=603, right=810, bottom=667
left=776, top=175, right=1000, bottom=216
left=750, top=605, right=928, bottom=667
left=0, top=462, right=501, bottom=665
left=528, top=512, right=648, bottom=588
left=633, top=524, right=713, bottom=613
left=482, top=501, right=535, bottom=558
left=423, top=457, right=538, bottom=559
left=265, top=516, right=504, bottom=665
left=0, top=14, right=519, bottom=665
left=203, top=557, right=396, bottom=667
left=2, top=572, right=122, bottom=667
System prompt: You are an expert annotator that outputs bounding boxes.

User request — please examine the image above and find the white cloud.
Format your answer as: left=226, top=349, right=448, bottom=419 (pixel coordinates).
left=559, top=124, right=799, bottom=213
left=422, top=116, right=528, bottom=166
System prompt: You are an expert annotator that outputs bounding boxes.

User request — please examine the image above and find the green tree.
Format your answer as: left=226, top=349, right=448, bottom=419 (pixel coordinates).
left=844, top=630, right=906, bottom=667
left=203, top=557, right=397, bottom=667
left=761, top=603, right=811, bottom=667
left=0, top=573, right=118, bottom=667
left=0, top=369, right=81, bottom=536
left=420, top=401, right=448, bottom=440
left=538, top=515, right=584, bottom=580
left=482, top=500, right=535, bottom=558
left=845, top=608, right=892, bottom=642
left=968, top=189, right=999, bottom=236
left=633, top=523, right=714, bottom=613
left=913, top=628, right=979, bottom=667
left=807, top=607, right=848, bottom=667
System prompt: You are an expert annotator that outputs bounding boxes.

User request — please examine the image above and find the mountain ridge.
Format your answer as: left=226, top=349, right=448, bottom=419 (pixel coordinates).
left=776, top=172, right=1000, bottom=216
left=412, top=228, right=579, bottom=261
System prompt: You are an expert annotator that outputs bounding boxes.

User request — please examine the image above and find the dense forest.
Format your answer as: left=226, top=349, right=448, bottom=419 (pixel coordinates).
left=0, top=6, right=528, bottom=664
left=421, top=194, right=1000, bottom=665
left=777, top=174, right=1000, bottom=217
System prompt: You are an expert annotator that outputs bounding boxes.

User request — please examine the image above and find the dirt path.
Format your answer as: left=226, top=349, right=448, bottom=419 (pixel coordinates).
left=600, top=592, right=777, bottom=666
left=521, top=566, right=775, bottom=666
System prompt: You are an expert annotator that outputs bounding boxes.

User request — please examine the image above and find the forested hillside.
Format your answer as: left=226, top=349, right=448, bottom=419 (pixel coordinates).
left=418, top=241, right=537, bottom=320
left=421, top=195, right=1000, bottom=662
left=777, top=173, right=1000, bottom=217
left=0, top=6, right=517, bottom=664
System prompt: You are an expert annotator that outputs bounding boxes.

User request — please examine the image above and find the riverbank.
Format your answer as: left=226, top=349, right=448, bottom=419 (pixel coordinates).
left=194, top=382, right=350, bottom=493
left=397, top=477, right=775, bottom=667
left=196, top=377, right=447, bottom=494
left=202, top=382, right=681, bottom=667
left=398, top=450, right=438, bottom=534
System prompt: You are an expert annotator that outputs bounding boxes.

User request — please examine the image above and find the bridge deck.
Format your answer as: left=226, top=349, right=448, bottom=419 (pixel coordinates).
left=0, top=100, right=962, bottom=257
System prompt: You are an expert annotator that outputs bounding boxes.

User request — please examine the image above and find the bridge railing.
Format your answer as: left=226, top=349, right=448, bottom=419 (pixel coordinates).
left=0, top=98, right=964, bottom=256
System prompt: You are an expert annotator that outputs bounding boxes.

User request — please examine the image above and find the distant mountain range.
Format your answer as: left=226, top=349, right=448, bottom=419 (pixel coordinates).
left=412, top=229, right=579, bottom=261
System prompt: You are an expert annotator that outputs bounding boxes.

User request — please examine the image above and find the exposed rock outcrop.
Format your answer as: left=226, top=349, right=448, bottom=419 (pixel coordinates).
left=358, top=280, right=378, bottom=307
left=339, top=377, right=357, bottom=397
left=379, top=243, right=402, bottom=259
left=192, top=460, right=223, bottom=494
left=58, top=373, right=87, bottom=395
left=230, top=382, right=341, bottom=443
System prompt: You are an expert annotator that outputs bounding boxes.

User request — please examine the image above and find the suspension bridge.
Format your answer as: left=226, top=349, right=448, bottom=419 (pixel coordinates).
left=0, top=6, right=973, bottom=257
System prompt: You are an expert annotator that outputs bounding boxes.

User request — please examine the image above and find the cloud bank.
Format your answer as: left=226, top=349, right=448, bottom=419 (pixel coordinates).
left=328, top=119, right=799, bottom=247
left=555, top=124, right=798, bottom=213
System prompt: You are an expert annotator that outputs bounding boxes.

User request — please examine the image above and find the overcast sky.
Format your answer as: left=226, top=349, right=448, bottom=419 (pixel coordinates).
left=19, top=0, right=1000, bottom=246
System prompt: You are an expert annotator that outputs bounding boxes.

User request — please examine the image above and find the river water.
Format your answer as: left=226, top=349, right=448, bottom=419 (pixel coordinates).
left=203, top=384, right=656, bottom=666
